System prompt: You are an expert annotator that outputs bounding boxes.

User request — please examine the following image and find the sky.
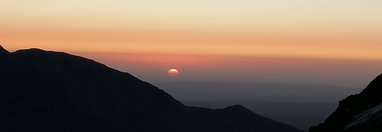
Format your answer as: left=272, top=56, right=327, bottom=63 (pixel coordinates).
left=1, top=0, right=382, bottom=60
left=2, top=1, right=382, bottom=129
left=1, top=0, right=382, bottom=98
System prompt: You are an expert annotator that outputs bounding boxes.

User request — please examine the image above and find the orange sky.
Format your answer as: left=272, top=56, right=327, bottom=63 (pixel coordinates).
left=1, top=0, right=382, bottom=61
left=1, top=0, right=382, bottom=101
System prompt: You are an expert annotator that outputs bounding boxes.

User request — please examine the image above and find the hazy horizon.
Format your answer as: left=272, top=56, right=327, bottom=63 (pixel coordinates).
left=2, top=0, right=382, bottom=131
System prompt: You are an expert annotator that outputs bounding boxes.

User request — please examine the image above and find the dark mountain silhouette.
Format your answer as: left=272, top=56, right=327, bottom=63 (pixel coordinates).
left=0, top=45, right=9, bottom=57
left=310, top=74, right=382, bottom=132
left=0, top=46, right=303, bottom=132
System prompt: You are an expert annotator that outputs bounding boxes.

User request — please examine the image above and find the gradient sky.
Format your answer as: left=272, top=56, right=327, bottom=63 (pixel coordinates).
left=1, top=0, right=382, bottom=60
left=3, top=1, right=382, bottom=129
left=1, top=0, right=382, bottom=93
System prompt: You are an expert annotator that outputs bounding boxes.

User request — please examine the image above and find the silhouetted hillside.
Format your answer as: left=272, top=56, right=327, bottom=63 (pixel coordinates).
left=0, top=45, right=9, bottom=57
left=0, top=45, right=303, bottom=132
left=310, top=74, right=382, bottom=132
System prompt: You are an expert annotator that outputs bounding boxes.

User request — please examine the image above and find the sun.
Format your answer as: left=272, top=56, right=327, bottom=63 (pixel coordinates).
left=167, top=68, right=180, bottom=77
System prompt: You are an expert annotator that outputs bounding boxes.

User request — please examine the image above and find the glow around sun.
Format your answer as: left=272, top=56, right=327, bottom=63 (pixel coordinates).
left=167, top=68, right=180, bottom=77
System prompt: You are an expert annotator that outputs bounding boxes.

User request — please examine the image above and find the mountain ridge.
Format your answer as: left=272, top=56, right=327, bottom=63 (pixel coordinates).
left=310, top=74, right=382, bottom=132
left=0, top=45, right=303, bottom=132
left=0, top=45, right=9, bottom=56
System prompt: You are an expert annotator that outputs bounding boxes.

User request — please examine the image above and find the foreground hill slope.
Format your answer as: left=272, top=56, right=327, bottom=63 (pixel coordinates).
left=310, top=74, right=382, bottom=132
left=0, top=45, right=302, bottom=132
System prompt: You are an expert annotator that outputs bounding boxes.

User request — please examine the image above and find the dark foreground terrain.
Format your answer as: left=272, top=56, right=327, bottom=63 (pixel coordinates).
left=310, top=74, right=382, bottom=132
left=0, top=45, right=302, bottom=132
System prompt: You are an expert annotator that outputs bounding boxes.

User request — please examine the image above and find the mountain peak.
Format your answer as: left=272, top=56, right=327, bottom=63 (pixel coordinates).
left=310, top=74, right=382, bottom=132
left=0, top=46, right=303, bottom=132
left=0, top=45, right=10, bottom=55
left=223, top=105, right=252, bottom=113
left=360, top=74, right=382, bottom=95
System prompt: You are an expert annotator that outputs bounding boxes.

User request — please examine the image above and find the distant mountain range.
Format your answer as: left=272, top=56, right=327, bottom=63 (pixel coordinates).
left=310, top=74, right=382, bottom=132
left=0, top=45, right=303, bottom=132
